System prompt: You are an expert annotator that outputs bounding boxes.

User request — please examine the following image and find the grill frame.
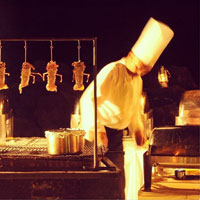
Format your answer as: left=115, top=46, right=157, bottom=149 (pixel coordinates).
left=143, top=125, right=200, bottom=191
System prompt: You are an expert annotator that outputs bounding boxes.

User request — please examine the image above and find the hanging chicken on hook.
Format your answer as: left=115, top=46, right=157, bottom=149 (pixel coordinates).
left=43, top=61, right=63, bottom=92
left=72, top=61, right=90, bottom=91
left=19, top=62, right=42, bottom=94
left=0, top=61, right=10, bottom=90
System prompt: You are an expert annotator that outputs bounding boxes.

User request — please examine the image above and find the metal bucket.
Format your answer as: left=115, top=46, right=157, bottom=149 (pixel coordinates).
left=45, top=130, right=65, bottom=155
left=45, top=128, right=85, bottom=155
left=62, top=128, right=85, bottom=154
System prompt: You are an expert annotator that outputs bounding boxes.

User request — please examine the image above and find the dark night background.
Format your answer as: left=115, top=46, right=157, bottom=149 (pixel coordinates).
left=0, top=0, right=199, bottom=137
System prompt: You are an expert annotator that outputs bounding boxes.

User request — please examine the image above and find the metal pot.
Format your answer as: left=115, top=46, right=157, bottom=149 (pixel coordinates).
left=45, top=130, right=65, bottom=155
left=45, top=128, right=85, bottom=155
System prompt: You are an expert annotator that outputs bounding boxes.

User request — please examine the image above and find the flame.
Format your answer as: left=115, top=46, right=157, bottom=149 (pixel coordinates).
left=74, top=102, right=80, bottom=115
left=70, top=102, right=81, bottom=128
left=174, top=151, right=180, bottom=156
left=179, top=105, right=184, bottom=117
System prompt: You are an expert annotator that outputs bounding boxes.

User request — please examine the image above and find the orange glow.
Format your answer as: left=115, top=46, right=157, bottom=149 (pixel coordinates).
left=174, top=151, right=180, bottom=156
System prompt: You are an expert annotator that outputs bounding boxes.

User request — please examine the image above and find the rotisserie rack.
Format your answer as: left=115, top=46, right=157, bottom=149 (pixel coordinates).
left=0, top=137, right=101, bottom=171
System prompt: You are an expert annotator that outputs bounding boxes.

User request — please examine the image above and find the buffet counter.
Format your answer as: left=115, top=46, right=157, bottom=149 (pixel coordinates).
left=0, top=137, right=122, bottom=199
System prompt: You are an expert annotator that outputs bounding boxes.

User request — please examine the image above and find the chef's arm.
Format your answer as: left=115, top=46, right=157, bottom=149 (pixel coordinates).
left=84, top=115, right=108, bottom=147
left=134, top=124, right=146, bottom=146
left=97, top=122, right=108, bottom=147
left=97, top=131, right=108, bottom=147
left=128, top=117, right=146, bottom=146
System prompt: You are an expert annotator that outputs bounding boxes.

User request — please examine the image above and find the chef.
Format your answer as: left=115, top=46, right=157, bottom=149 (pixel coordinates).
left=79, top=17, right=174, bottom=199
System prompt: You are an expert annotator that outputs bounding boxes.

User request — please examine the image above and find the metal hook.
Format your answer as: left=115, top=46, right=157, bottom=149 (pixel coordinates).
left=50, top=40, right=53, bottom=61
left=77, top=40, right=81, bottom=61
left=24, top=40, right=27, bottom=62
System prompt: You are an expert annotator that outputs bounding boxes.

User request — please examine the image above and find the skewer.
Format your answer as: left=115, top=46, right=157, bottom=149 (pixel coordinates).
left=0, top=38, right=96, bottom=42
left=77, top=40, right=81, bottom=61
left=50, top=40, right=53, bottom=61
left=24, top=40, right=27, bottom=62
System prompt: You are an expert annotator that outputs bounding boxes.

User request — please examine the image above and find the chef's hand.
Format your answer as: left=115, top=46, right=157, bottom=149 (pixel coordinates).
left=97, top=132, right=108, bottom=148
left=135, top=129, right=146, bottom=146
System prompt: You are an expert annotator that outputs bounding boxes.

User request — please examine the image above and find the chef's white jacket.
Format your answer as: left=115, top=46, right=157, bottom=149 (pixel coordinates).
left=79, top=57, right=144, bottom=141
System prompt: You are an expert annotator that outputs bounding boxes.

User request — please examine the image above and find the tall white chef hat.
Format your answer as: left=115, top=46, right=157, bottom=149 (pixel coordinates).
left=130, top=17, right=174, bottom=72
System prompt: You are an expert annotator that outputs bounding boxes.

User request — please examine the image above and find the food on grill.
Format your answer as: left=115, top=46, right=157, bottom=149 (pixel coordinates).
left=72, top=61, right=90, bottom=91
left=43, top=61, right=62, bottom=92
left=19, top=62, right=42, bottom=94
left=0, top=61, right=10, bottom=90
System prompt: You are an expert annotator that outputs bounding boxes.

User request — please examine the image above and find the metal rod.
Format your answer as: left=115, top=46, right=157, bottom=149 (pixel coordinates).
left=0, top=40, right=2, bottom=62
left=50, top=40, right=53, bottom=61
left=77, top=40, right=81, bottom=61
left=24, top=40, right=27, bottom=62
left=0, top=38, right=96, bottom=42
left=93, top=38, right=98, bottom=169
